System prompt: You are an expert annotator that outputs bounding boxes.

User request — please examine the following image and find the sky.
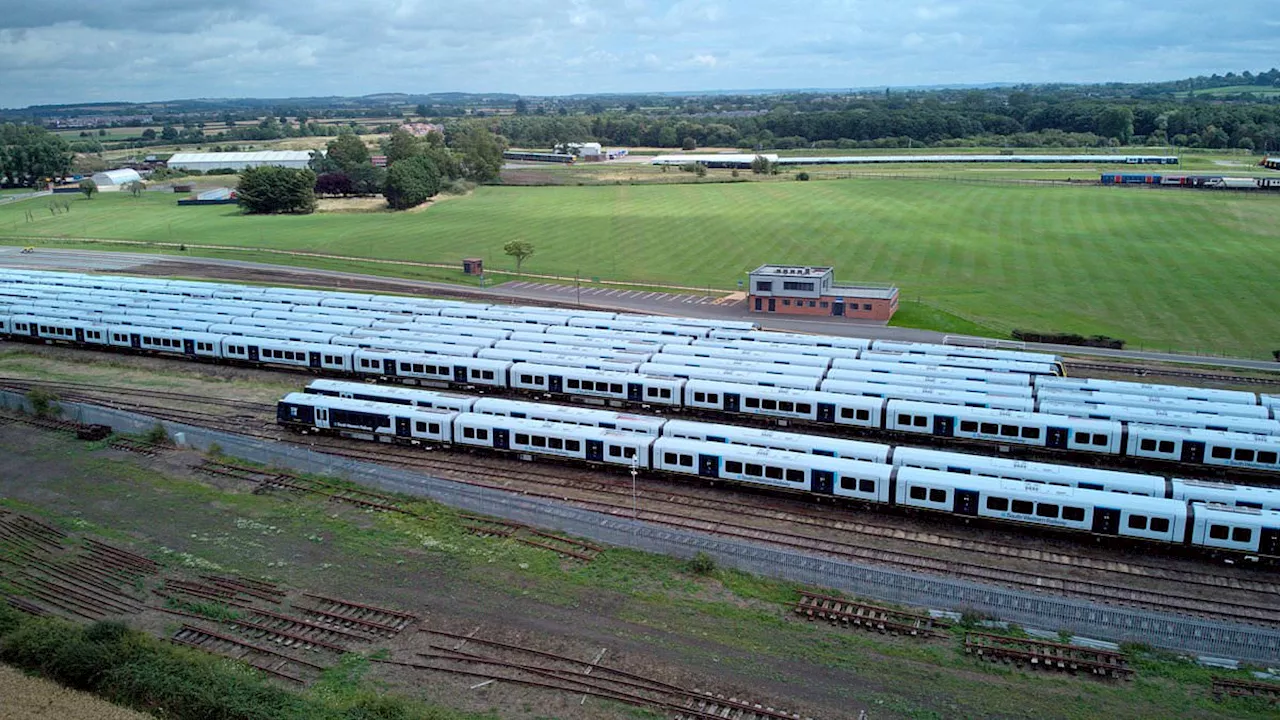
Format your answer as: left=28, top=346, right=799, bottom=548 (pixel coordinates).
left=1, top=0, right=1277, bottom=108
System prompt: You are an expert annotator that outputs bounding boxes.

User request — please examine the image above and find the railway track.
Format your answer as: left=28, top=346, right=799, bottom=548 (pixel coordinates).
left=5, top=390, right=1278, bottom=627
left=170, top=624, right=327, bottom=684
left=1211, top=676, right=1280, bottom=703
left=964, top=631, right=1132, bottom=680
left=1064, top=361, right=1280, bottom=387
left=794, top=591, right=947, bottom=637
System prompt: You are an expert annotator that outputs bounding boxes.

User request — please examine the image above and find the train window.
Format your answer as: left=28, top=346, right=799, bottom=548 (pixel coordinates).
left=1092, top=434, right=1108, bottom=446
left=566, top=440, right=581, bottom=452
left=1001, top=425, right=1018, bottom=437
left=415, top=421, right=426, bottom=432
left=708, top=394, right=720, bottom=404
left=1035, top=504, right=1059, bottom=519
left=611, top=384, right=623, bottom=393
left=1021, top=427, right=1040, bottom=439
left=1128, top=515, right=1148, bottom=530
left=778, top=401, right=793, bottom=412
left=1211, top=446, right=1231, bottom=459
left=664, top=452, right=678, bottom=464
left=760, top=399, right=776, bottom=411
left=1074, top=432, right=1089, bottom=444
left=1062, top=507, right=1085, bottom=522
left=1235, top=449, right=1255, bottom=462
left=914, top=416, right=928, bottom=427
left=476, top=429, right=488, bottom=440
left=1157, top=440, right=1174, bottom=453
left=980, top=423, right=998, bottom=434
left=646, top=387, right=658, bottom=397
left=839, top=477, right=857, bottom=490
left=726, top=460, right=743, bottom=473
left=623, top=447, right=637, bottom=459
left=1208, top=524, right=1229, bottom=540
left=679, top=454, right=693, bottom=466
left=764, top=466, right=783, bottom=480
left=786, top=469, right=804, bottom=482
left=429, top=423, right=440, bottom=434
left=897, top=414, right=912, bottom=425
left=1233, top=527, right=1252, bottom=543
left=567, top=379, right=580, bottom=389
left=840, top=408, right=854, bottom=419
left=1150, top=517, right=1169, bottom=533
left=745, top=463, right=763, bottom=476
left=960, top=421, right=978, bottom=432
left=549, top=438, right=564, bottom=450
left=745, top=398, right=760, bottom=408
left=463, top=427, right=476, bottom=439
left=858, top=479, right=875, bottom=493
left=533, top=436, right=548, bottom=448
left=909, top=486, right=927, bottom=501
left=1011, top=500, right=1033, bottom=514
left=1140, top=439, right=1157, bottom=452
left=929, top=488, right=946, bottom=503
left=987, top=497, right=1009, bottom=511
left=693, top=392, right=706, bottom=403
left=520, top=374, right=535, bottom=384
left=1259, top=451, right=1278, bottom=464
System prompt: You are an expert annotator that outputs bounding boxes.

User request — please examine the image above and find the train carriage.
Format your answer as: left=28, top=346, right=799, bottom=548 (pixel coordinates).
left=223, top=339, right=352, bottom=372
left=861, top=351, right=1060, bottom=376
left=706, top=329, right=869, bottom=350
left=869, top=340, right=1063, bottom=368
left=471, top=397, right=667, bottom=435
left=544, top=325, right=692, bottom=346
left=1126, top=425, right=1280, bottom=471
left=277, top=392, right=454, bottom=443
left=890, top=446, right=1166, bottom=496
left=647, top=353, right=829, bottom=377
left=510, top=363, right=685, bottom=407
left=1035, top=376, right=1258, bottom=406
left=657, top=343, right=832, bottom=369
left=363, top=324, right=512, bottom=342
left=506, top=330, right=664, bottom=354
left=453, top=414, right=653, bottom=467
left=493, top=340, right=649, bottom=362
left=477, top=349, right=643, bottom=374
left=1036, top=389, right=1270, bottom=420
left=661, top=419, right=889, bottom=462
left=1189, top=504, right=1280, bottom=555
left=885, top=401, right=1124, bottom=454
left=1038, top=400, right=1280, bottom=436
left=1170, top=479, right=1280, bottom=513
left=681, top=380, right=885, bottom=428
left=639, top=363, right=821, bottom=391
left=332, top=336, right=481, bottom=356
left=566, top=317, right=711, bottom=338
left=820, top=380, right=1036, bottom=412
left=304, top=379, right=478, bottom=412
left=823, top=369, right=1034, bottom=398
left=352, top=350, right=510, bottom=388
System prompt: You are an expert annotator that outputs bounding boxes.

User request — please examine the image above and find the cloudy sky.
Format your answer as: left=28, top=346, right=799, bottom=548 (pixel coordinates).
left=1, top=1, right=1277, bottom=107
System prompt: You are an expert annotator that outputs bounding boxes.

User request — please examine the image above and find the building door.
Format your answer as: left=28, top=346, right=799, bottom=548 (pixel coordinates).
left=767, top=298, right=775, bottom=312
left=832, top=302, right=844, bottom=316
left=754, top=298, right=762, bottom=311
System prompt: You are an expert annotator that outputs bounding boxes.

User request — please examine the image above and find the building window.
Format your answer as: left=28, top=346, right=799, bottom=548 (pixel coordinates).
left=755, top=282, right=772, bottom=292
left=782, top=281, right=814, bottom=292
left=782, top=299, right=790, bottom=306
left=863, top=304, right=872, bottom=310
left=808, top=301, right=816, bottom=307
left=820, top=302, right=829, bottom=308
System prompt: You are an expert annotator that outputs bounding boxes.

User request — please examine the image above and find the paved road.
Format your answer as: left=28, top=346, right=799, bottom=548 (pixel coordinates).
left=1, top=246, right=1277, bottom=373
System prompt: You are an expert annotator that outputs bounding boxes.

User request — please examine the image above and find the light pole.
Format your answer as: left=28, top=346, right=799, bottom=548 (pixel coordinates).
left=576, top=269, right=581, bottom=306
left=629, top=460, right=639, bottom=528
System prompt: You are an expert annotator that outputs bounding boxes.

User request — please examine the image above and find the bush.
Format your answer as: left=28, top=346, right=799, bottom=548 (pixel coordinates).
left=1011, top=329, right=1125, bottom=349
left=237, top=166, right=317, bottom=214
left=687, top=552, right=716, bottom=576
left=383, top=155, right=442, bottom=210
left=441, top=179, right=476, bottom=195
left=202, top=167, right=239, bottom=176
left=795, top=172, right=810, bottom=181
left=143, top=423, right=170, bottom=445
left=26, top=387, right=59, bottom=417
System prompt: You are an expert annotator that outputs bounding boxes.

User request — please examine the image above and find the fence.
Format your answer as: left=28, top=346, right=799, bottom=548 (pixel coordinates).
left=3, top=389, right=1278, bottom=664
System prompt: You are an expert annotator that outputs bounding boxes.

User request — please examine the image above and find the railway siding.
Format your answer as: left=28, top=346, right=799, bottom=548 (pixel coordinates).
left=15, top=390, right=1280, bottom=665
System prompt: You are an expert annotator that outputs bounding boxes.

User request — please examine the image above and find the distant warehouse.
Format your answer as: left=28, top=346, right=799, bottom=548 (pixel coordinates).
left=166, top=151, right=315, bottom=173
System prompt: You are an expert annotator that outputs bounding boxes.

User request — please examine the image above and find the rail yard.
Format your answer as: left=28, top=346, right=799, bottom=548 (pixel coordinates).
left=2, top=267, right=1279, bottom=718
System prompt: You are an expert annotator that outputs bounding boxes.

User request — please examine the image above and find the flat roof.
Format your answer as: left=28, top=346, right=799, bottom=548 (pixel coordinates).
left=750, top=265, right=832, bottom=277
left=829, top=284, right=898, bottom=299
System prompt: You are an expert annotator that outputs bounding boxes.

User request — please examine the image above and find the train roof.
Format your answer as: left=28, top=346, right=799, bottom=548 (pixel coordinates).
left=454, top=412, right=651, bottom=442
left=1035, top=390, right=1270, bottom=419
left=821, top=379, right=1035, bottom=410
left=639, top=363, right=820, bottom=390
left=305, top=379, right=474, bottom=403
left=654, top=436, right=893, bottom=475
left=891, top=446, right=1165, bottom=492
left=648, top=354, right=828, bottom=376
left=706, top=329, right=870, bottom=350
left=281, top=392, right=455, bottom=418
left=661, top=418, right=890, bottom=457
left=869, top=339, right=1062, bottom=364
left=896, top=466, right=1186, bottom=513
left=471, top=396, right=667, bottom=427
left=1035, top=376, right=1258, bottom=405
left=886, top=399, right=1120, bottom=429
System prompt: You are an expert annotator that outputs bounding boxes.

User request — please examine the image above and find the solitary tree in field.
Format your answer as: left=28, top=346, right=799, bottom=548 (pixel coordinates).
left=503, top=240, right=535, bottom=275
left=125, top=180, right=145, bottom=197
left=78, top=178, right=97, bottom=199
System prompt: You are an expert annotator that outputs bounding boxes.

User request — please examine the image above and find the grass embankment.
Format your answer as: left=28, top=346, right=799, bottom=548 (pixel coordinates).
left=2, top=179, right=1279, bottom=357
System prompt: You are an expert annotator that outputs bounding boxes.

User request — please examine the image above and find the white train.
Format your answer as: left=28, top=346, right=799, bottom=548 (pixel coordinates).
left=276, top=391, right=1280, bottom=559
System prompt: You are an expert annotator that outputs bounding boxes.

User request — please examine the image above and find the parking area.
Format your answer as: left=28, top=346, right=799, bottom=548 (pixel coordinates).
left=495, top=280, right=744, bottom=310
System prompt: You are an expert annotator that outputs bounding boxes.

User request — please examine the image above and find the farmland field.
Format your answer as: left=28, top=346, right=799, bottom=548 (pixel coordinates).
left=1, top=179, right=1278, bottom=357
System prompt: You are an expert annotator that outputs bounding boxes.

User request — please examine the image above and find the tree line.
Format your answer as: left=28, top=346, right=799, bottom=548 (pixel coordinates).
left=0, top=124, right=73, bottom=186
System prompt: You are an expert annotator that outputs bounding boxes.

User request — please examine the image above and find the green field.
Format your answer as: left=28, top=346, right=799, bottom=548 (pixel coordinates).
left=2, top=179, right=1279, bottom=357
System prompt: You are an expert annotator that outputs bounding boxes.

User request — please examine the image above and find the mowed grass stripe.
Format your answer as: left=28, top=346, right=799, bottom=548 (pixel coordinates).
left=1, top=181, right=1277, bottom=356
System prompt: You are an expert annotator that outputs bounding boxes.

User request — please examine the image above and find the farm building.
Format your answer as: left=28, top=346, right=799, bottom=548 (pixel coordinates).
left=167, top=151, right=314, bottom=172
left=90, top=168, right=142, bottom=187
left=748, top=265, right=898, bottom=322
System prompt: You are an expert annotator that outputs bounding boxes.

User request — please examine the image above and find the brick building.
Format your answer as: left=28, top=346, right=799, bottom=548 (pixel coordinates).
left=747, top=265, right=898, bottom=321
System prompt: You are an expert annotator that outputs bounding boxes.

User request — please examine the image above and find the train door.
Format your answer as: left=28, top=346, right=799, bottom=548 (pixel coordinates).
left=627, top=383, right=643, bottom=402
left=129, top=333, right=141, bottom=349
left=493, top=428, right=509, bottom=450
left=184, top=338, right=195, bottom=355
left=724, top=393, right=740, bottom=412
left=585, top=440, right=604, bottom=462
left=395, top=417, right=410, bottom=438
left=1046, top=427, right=1068, bottom=449
left=1091, top=507, right=1121, bottom=535
left=1260, top=528, right=1280, bottom=556
left=1181, top=441, right=1205, bottom=464
left=242, top=344, right=256, bottom=362
left=74, top=328, right=84, bottom=343
left=315, top=407, right=329, bottom=429
left=767, top=298, right=776, bottom=312
left=698, top=454, right=719, bottom=478
left=548, top=375, right=563, bottom=393
left=817, top=403, right=835, bottom=423
left=453, top=365, right=467, bottom=383
left=376, top=358, right=393, bottom=375
left=309, top=351, right=321, bottom=369
left=933, top=415, right=955, bottom=437
left=811, top=470, right=834, bottom=495
left=28, top=324, right=39, bottom=338
left=952, top=489, right=979, bottom=516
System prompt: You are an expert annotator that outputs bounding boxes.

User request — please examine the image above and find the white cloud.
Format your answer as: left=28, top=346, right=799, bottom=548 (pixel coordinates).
left=0, top=0, right=1276, bottom=106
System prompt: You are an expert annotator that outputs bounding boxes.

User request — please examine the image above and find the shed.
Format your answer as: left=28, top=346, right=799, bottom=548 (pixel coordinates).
left=166, top=151, right=315, bottom=172
left=462, top=258, right=484, bottom=275
left=91, top=168, right=142, bottom=187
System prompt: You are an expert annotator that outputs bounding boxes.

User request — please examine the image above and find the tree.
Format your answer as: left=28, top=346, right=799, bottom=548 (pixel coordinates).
left=141, top=128, right=157, bottom=141
left=326, top=132, right=371, bottom=170
left=515, top=98, right=529, bottom=115
left=750, top=155, right=774, bottom=175
left=236, top=166, right=317, bottom=214
left=315, top=172, right=353, bottom=196
left=78, top=178, right=97, bottom=199
left=1095, top=107, right=1134, bottom=144
left=125, top=180, right=146, bottom=197
left=681, top=136, right=697, bottom=151
left=382, top=128, right=423, bottom=166
left=161, top=125, right=179, bottom=142
left=449, top=125, right=505, bottom=183
left=382, top=155, right=441, bottom=210
left=503, top=240, right=535, bottom=275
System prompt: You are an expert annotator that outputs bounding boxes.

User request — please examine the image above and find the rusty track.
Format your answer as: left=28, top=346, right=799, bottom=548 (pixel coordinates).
left=459, top=513, right=602, bottom=562
left=170, top=624, right=326, bottom=684
left=964, top=631, right=1132, bottom=679
left=794, top=591, right=947, bottom=637
left=1212, top=676, right=1280, bottom=703
left=1064, top=361, right=1280, bottom=386
left=300, top=592, right=417, bottom=635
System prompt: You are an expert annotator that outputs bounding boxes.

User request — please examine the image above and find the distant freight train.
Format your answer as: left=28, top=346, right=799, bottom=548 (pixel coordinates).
left=1100, top=173, right=1280, bottom=189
